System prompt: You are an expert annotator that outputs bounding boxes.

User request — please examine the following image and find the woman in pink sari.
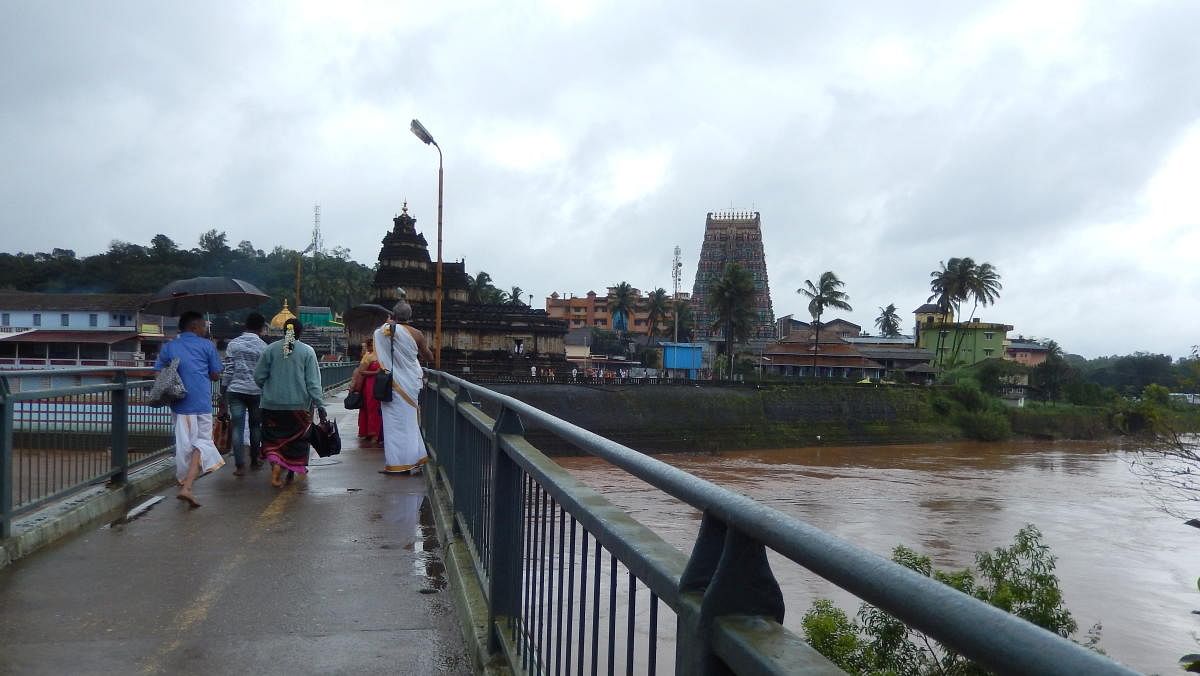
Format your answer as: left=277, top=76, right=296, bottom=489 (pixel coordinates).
left=353, top=338, right=383, bottom=447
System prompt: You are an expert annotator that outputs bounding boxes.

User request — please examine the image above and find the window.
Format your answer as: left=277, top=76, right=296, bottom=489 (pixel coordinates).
left=33, top=313, right=41, bottom=327
left=984, top=348, right=994, bottom=357
left=594, top=320, right=606, bottom=327
left=1, top=313, right=8, bottom=327
left=983, top=332, right=994, bottom=340
left=61, top=313, right=70, bottom=327
left=89, top=314, right=98, bottom=327
left=939, top=330, right=949, bottom=337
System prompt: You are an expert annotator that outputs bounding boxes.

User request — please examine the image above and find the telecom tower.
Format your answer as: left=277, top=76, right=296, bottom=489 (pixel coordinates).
left=672, top=246, right=683, bottom=342
left=311, top=204, right=323, bottom=254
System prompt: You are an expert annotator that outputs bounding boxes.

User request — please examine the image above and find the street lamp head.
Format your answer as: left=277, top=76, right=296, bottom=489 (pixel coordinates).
left=410, top=119, right=437, bottom=146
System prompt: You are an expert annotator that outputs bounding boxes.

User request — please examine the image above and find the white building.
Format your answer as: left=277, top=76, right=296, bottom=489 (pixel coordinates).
left=0, top=292, right=169, bottom=369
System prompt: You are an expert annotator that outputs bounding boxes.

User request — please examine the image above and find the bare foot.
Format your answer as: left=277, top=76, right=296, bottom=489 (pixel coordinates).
left=176, top=492, right=201, bottom=508
left=270, top=465, right=284, bottom=487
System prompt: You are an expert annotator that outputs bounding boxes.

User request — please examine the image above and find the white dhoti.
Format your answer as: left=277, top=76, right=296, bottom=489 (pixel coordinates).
left=172, top=413, right=226, bottom=481
left=375, top=323, right=428, bottom=474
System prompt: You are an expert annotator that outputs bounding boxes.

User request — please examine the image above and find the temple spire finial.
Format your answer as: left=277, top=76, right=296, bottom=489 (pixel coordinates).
left=401, top=200, right=408, bottom=215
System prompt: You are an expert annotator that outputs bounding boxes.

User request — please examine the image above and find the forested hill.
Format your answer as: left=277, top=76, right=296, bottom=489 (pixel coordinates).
left=0, top=230, right=375, bottom=316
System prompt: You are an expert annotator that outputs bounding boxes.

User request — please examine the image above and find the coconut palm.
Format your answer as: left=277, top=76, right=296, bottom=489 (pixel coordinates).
left=708, top=263, right=757, bottom=375
left=940, top=259, right=1003, bottom=368
left=644, top=288, right=670, bottom=337
left=798, top=271, right=852, bottom=376
left=673, top=300, right=695, bottom=342
left=927, top=257, right=972, bottom=369
left=505, top=285, right=526, bottom=306
left=466, top=271, right=495, bottom=304
left=875, top=303, right=901, bottom=338
left=607, top=282, right=636, bottom=335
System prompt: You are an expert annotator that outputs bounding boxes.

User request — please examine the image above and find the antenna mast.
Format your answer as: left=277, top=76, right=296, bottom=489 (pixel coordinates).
left=672, top=245, right=682, bottom=343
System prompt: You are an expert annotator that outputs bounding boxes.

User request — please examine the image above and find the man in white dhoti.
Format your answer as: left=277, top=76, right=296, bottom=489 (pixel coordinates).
left=154, top=311, right=225, bottom=507
left=374, top=301, right=434, bottom=475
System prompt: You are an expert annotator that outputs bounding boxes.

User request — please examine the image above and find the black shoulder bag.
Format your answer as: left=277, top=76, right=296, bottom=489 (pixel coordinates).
left=373, top=328, right=395, bottom=402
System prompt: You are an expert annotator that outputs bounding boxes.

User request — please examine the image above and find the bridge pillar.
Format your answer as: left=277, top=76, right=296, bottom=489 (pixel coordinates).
left=109, top=373, right=129, bottom=486
left=677, top=512, right=785, bottom=675
left=0, top=376, right=12, bottom=539
left=486, top=405, right=525, bottom=654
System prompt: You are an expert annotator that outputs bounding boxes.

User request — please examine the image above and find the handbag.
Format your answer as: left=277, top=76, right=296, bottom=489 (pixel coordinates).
left=148, top=358, right=187, bottom=407
left=373, top=330, right=395, bottom=402
left=343, top=390, right=363, bottom=410
left=213, top=409, right=232, bottom=452
left=310, top=410, right=342, bottom=457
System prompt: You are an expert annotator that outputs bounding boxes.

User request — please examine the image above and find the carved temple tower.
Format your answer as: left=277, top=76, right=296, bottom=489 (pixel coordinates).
left=370, top=204, right=566, bottom=375
left=690, top=210, right=776, bottom=346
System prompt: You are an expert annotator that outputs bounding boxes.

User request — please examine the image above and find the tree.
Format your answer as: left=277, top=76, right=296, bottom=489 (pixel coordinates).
left=803, top=525, right=1090, bottom=675
left=644, top=288, right=670, bottom=337
left=799, top=271, right=852, bottom=376
left=926, top=257, right=1002, bottom=370
left=875, top=303, right=901, bottom=338
left=506, top=285, right=526, bottom=306
left=466, top=271, right=493, bottom=304
left=607, top=281, right=636, bottom=335
left=673, top=300, right=695, bottom=342
left=708, top=263, right=757, bottom=370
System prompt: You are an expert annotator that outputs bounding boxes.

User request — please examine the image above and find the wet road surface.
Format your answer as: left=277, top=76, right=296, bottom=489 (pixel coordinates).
left=0, top=393, right=469, bottom=675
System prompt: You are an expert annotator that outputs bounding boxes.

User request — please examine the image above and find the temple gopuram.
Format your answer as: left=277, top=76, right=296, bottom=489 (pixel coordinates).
left=370, top=205, right=567, bottom=376
left=690, top=210, right=777, bottom=349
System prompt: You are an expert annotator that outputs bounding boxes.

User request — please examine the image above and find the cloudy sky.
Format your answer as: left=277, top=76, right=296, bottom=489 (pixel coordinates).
left=3, top=1, right=1198, bottom=358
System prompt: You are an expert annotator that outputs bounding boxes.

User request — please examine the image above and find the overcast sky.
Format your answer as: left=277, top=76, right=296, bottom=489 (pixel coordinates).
left=3, top=1, right=1198, bottom=358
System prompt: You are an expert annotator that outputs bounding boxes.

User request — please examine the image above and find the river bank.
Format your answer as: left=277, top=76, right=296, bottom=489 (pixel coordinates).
left=482, top=383, right=1055, bottom=452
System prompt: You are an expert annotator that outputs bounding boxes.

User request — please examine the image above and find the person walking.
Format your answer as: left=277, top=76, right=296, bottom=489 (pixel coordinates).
left=221, top=312, right=268, bottom=475
left=352, top=337, right=383, bottom=447
left=254, top=318, right=325, bottom=488
left=155, top=311, right=225, bottom=507
left=375, top=302, right=433, bottom=475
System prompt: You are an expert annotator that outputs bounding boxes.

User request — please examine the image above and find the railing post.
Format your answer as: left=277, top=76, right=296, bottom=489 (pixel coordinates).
left=676, top=512, right=785, bottom=675
left=487, top=405, right=525, bottom=654
left=110, top=372, right=129, bottom=486
left=0, top=376, right=13, bottom=538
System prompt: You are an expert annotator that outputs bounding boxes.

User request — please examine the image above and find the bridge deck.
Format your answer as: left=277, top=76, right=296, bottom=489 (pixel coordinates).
left=0, top=395, right=469, bottom=675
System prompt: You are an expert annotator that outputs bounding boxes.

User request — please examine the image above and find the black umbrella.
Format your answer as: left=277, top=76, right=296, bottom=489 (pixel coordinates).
left=343, top=303, right=392, bottom=344
left=142, top=277, right=270, bottom=316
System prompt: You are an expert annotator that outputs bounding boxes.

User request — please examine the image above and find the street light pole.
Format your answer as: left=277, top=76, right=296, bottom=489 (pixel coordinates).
left=411, top=119, right=444, bottom=370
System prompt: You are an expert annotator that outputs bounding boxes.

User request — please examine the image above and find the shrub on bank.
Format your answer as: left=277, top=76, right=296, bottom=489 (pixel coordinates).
left=953, top=409, right=1012, bottom=441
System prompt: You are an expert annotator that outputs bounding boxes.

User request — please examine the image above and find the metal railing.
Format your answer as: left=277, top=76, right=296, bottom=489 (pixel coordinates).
left=318, top=362, right=356, bottom=391
left=0, top=362, right=357, bottom=539
left=0, top=370, right=174, bottom=538
left=419, top=369, right=1136, bottom=676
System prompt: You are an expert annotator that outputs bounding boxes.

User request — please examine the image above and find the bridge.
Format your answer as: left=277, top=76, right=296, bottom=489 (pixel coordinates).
left=0, top=368, right=1138, bottom=674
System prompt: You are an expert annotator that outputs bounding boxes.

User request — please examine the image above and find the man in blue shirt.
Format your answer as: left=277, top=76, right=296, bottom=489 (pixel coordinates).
left=155, top=311, right=224, bottom=507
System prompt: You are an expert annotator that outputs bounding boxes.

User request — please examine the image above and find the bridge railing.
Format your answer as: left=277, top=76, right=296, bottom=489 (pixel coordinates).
left=419, top=369, right=1136, bottom=676
left=0, top=362, right=356, bottom=539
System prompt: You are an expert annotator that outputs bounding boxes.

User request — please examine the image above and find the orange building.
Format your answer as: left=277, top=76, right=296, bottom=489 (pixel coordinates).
left=545, top=288, right=689, bottom=336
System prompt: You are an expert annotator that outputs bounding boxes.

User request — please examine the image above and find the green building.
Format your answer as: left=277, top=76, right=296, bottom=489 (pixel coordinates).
left=916, top=319, right=1012, bottom=369
left=298, top=305, right=342, bottom=328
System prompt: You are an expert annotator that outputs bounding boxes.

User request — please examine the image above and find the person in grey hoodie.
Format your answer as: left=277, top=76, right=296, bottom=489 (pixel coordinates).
left=221, top=312, right=268, bottom=475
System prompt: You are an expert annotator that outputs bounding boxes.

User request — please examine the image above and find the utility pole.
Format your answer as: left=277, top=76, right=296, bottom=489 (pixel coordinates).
left=672, top=246, right=682, bottom=343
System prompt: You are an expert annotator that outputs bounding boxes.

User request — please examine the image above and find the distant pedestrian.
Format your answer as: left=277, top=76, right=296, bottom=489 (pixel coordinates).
left=254, top=318, right=325, bottom=488
left=375, top=302, right=433, bottom=475
left=571, top=367, right=578, bottom=382
left=221, top=312, right=268, bottom=475
left=530, top=365, right=537, bottom=379
left=155, top=311, right=225, bottom=508
left=352, top=337, right=383, bottom=446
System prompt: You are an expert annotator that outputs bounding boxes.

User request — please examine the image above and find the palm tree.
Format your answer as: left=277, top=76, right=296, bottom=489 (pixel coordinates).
left=466, top=271, right=495, bottom=304
left=607, top=282, right=636, bottom=335
left=673, top=300, right=695, bottom=342
left=505, top=285, right=526, bottom=306
left=927, top=257, right=972, bottom=369
left=708, top=263, right=757, bottom=376
left=798, top=271, right=852, bottom=377
left=875, top=303, right=901, bottom=338
left=936, top=259, right=1002, bottom=368
left=644, top=288, right=670, bottom=337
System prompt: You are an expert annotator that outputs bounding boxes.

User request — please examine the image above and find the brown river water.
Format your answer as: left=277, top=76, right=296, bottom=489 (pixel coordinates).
left=556, top=441, right=1198, bottom=675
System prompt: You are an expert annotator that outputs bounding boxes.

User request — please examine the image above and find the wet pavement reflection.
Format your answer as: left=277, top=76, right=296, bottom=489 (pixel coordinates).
left=558, top=440, right=1199, bottom=675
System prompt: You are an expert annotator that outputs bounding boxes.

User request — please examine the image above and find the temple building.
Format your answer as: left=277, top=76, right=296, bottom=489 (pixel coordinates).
left=689, top=210, right=776, bottom=348
left=370, top=205, right=567, bottom=375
